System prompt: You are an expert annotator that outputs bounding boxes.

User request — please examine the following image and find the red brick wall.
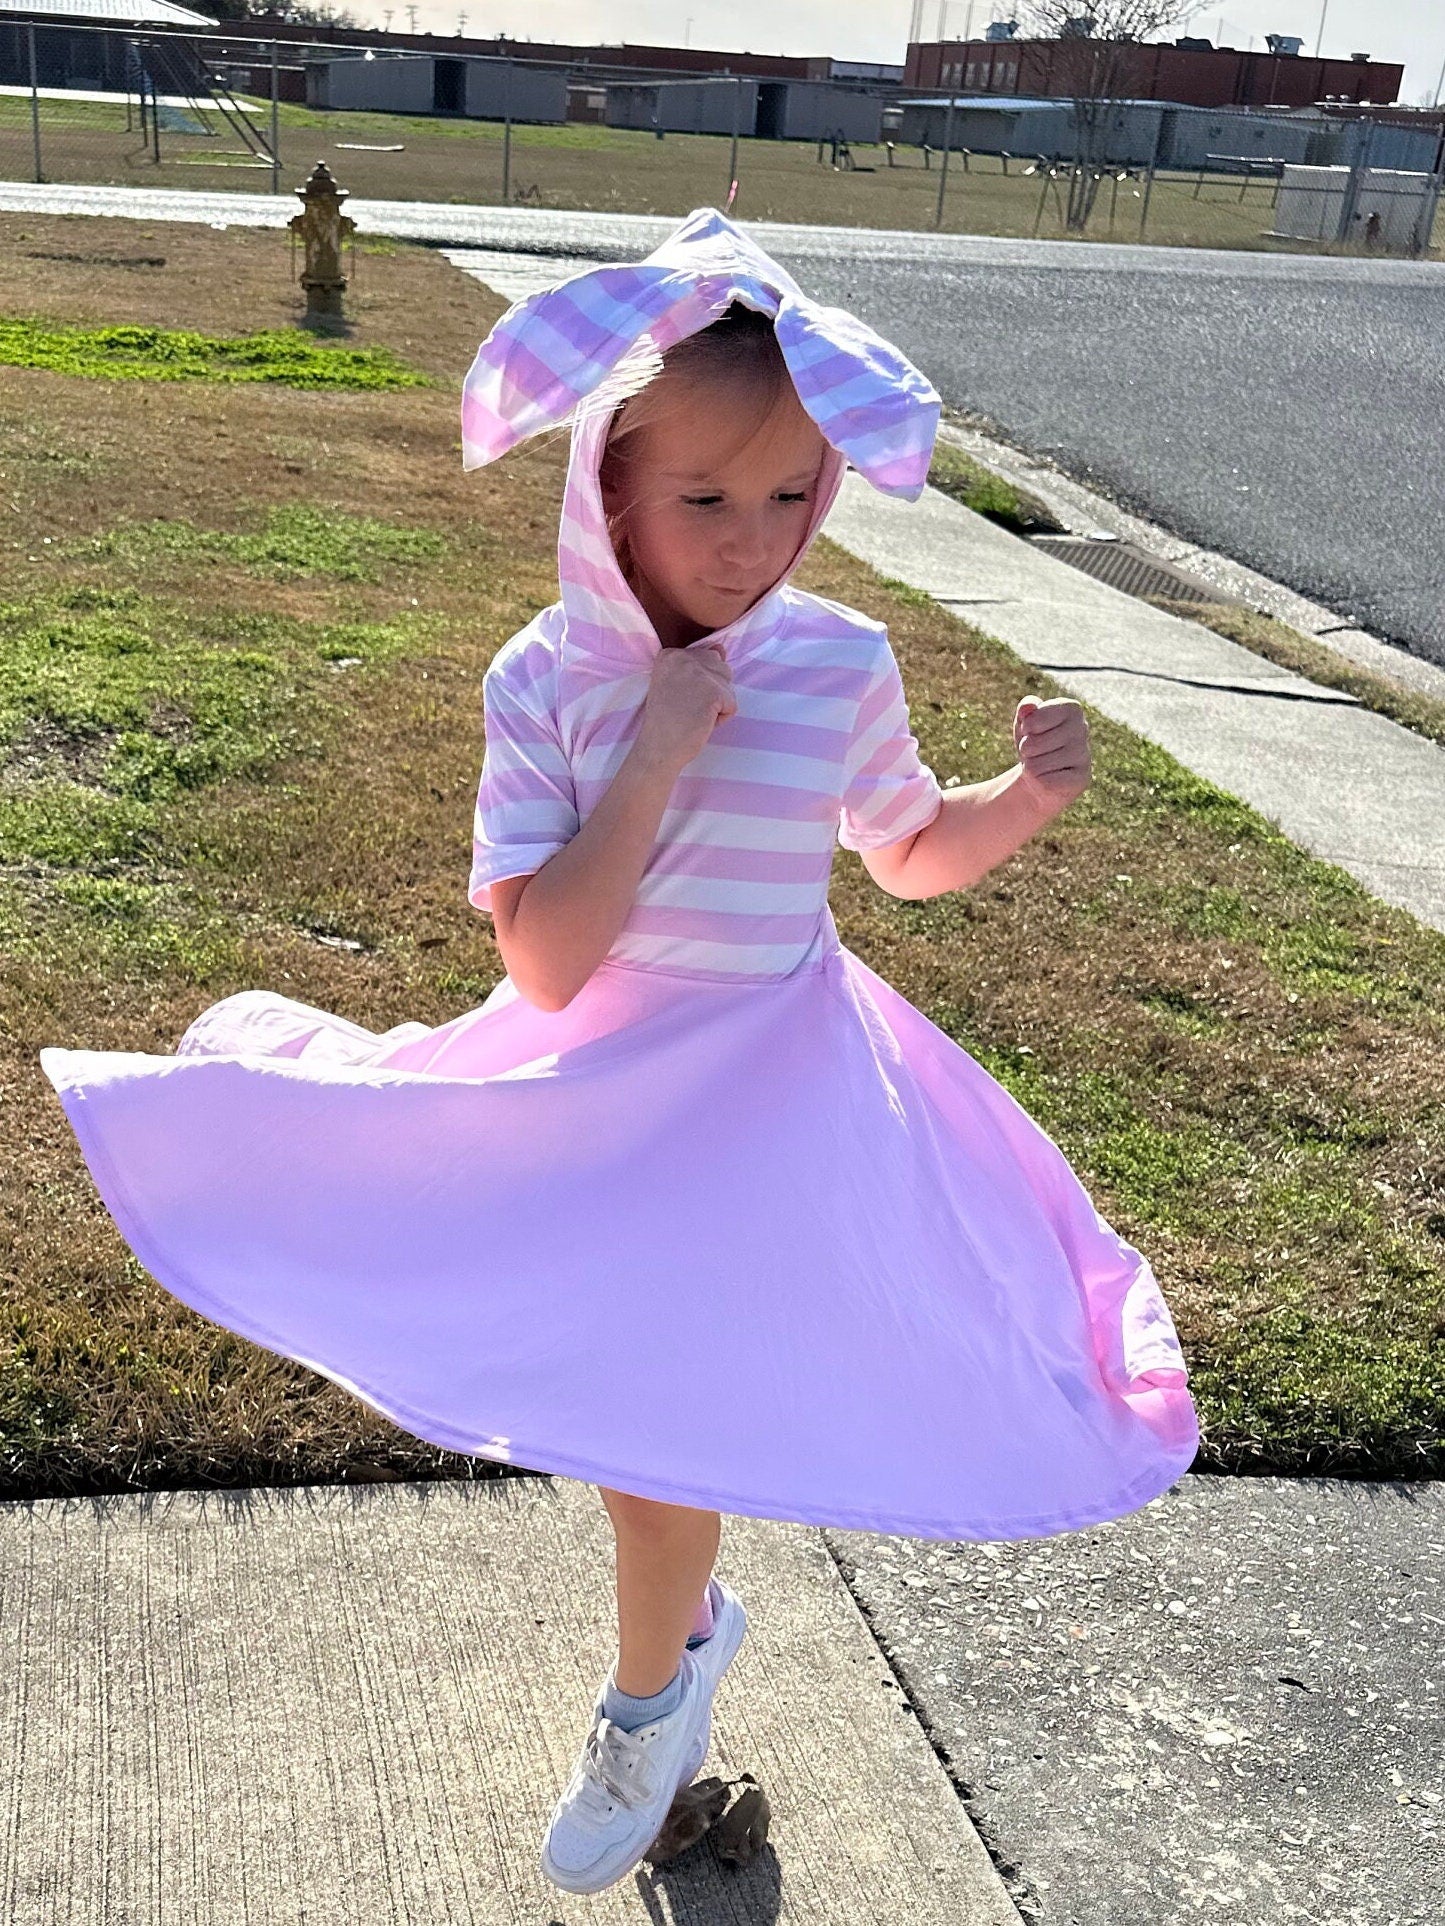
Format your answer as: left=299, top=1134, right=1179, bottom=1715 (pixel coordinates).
left=906, top=39, right=1402, bottom=108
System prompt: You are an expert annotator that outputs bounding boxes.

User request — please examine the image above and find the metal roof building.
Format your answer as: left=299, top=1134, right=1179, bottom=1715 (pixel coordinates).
left=0, top=0, right=215, bottom=24
left=1, top=0, right=220, bottom=105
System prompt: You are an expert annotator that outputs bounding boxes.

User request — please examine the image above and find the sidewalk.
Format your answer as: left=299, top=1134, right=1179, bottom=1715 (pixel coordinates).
left=828, top=1475, right=1443, bottom=1925
left=0, top=1474, right=1018, bottom=1924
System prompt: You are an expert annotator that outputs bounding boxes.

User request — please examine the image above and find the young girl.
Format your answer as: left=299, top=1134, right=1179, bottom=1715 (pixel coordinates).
left=41, top=207, right=1198, bottom=1897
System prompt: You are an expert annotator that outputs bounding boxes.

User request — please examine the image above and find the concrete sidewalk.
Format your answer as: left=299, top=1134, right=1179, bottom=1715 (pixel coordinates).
left=0, top=1474, right=1019, bottom=1924
left=829, top=1475, right=1444, bottom=1926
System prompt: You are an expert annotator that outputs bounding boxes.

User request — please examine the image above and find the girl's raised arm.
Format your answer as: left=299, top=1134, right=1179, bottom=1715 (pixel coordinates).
left=472, top=644, right=735, bottom=1010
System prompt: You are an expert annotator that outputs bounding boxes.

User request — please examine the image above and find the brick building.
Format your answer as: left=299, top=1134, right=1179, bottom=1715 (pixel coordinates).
left=905, top=37, right=1402, bottom=110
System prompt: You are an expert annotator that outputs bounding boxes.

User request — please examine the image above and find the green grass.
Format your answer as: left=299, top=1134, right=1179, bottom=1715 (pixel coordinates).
left=0, top=577, right=444, bottom=880
left=0, top=318, right=431, bottom=389
left=252, top=97, right=632, bottom=149
left=884, top=655, right=1444, bottom=1477
left=67, top=502, right=447, bottom=583
left=927, top=439, right=1063, bottom=533
left=2, top=255, right=1441, bottom=1491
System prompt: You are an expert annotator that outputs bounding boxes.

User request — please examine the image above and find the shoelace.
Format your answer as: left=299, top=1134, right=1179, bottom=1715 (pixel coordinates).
left=572, top=1716, right=657, bottom=1818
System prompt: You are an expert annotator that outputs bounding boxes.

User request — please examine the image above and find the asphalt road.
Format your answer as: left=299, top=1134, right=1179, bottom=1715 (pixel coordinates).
left=772, top=241, right=1445, bottom=670
left=4, top=189, right=1441, bottom=664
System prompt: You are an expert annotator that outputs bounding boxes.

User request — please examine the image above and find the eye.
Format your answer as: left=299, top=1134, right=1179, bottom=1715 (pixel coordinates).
left=776, top=491, right=809, bottom=503
left=681, top=495, right=722, bottom=508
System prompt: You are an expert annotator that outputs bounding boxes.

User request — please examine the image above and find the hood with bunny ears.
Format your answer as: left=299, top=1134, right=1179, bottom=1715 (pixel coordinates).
left=459, top=206, right=941, bottom=665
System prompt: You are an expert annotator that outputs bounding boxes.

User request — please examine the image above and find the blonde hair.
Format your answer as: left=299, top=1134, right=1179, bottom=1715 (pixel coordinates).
left=585, top=303, right=809, bottom=587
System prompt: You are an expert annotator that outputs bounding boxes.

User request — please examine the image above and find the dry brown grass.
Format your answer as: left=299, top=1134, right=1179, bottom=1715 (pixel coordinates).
left=2, top=213, right=1442, bottom=1502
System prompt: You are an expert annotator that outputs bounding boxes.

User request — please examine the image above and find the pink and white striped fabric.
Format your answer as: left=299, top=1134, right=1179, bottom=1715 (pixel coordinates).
left=460, top=206, right=941, bottom=500
left=464, top=206, right=946, bottom=980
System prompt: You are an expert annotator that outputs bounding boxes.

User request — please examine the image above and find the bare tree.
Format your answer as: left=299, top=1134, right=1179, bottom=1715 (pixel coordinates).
left=1020, top=2, right=1188, bottom=230
left=212, top=1, right=364, bottom=24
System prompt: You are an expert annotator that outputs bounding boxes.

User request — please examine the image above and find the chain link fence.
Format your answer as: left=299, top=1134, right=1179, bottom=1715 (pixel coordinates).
left=3, top=20, right=1442, bottom=256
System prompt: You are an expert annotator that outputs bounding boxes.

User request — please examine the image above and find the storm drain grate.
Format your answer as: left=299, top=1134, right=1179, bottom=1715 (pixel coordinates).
left=1028, top=536, right=1244, bottom=607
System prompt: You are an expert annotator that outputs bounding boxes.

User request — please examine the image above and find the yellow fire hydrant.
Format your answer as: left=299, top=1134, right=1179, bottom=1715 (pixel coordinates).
left=289, top=161, right=355, bottom=327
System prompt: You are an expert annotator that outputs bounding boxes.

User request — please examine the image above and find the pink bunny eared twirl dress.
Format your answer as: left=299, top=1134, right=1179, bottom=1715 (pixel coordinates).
left=39, top=209, right=1199, bottom=1541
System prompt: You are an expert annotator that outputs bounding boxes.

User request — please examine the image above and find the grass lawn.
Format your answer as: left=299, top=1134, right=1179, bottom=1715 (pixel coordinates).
left=1, top=212, right=1441, bottom=1502
left=6, top=93, right=1442, bottom=255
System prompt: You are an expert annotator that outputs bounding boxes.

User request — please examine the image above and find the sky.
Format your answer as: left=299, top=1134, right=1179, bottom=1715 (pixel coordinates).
left=375, top=3, right=1445, bottom=105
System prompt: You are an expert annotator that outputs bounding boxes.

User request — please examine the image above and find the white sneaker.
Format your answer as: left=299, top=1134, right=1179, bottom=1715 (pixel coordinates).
left=583, top=1576, right=749, bottom=1793
left=677, top=1576, right=749, bottom=1785
left=540, top=1645, right=712, bottom=1894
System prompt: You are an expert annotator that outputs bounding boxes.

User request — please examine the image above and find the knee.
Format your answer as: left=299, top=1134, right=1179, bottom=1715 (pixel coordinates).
left=599, top=1487, right=718, bottom=1539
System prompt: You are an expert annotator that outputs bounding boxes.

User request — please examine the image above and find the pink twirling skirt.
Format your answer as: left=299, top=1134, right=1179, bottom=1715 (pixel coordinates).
left=40, top=937, right=1199, bottom=1539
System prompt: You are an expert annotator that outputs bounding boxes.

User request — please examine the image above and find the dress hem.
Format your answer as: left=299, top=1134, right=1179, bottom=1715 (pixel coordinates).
left=46, top=1060, right=1201, bottom=1546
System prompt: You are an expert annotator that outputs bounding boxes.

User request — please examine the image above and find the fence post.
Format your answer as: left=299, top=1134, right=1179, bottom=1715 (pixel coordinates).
left=27, top=23, right=43, bottom=183
left=502, top=56, right=512, bottom=202
left=1335, top=118, right=1374, bottom=246
left=728, top=75, right=741, bottom=205
left=1411, top=159, right=1444, bottom=259
left=150, top=40, right=161, bottom=165
left=270, top=39, right=280, bottom=192
left=933, top=91, right=956, bottom=229
left=1139, top=109, right=1162, bottom=240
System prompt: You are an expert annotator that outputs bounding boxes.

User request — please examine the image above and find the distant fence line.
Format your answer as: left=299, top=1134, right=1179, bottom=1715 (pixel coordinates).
left=1, top=22, right=1441, bottom=256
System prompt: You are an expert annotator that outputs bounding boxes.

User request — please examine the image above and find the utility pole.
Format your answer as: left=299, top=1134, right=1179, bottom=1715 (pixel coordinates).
left=1314, top=0, right=1329, bottom=60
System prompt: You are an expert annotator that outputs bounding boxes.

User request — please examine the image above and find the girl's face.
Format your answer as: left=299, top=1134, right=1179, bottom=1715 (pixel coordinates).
left=603, top=379, right=828, bottom=648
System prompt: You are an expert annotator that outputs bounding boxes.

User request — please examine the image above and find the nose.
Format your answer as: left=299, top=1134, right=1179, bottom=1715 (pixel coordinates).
left=718, top=507, right=772, bottom=570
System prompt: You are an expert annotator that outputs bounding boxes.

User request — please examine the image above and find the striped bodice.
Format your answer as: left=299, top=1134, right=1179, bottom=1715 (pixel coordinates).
left=469, top=593, right=943, bottom=983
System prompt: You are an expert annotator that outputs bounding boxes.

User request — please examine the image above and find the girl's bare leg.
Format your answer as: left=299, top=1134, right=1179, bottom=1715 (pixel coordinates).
left=596, top=1486, right=721, bottom=1698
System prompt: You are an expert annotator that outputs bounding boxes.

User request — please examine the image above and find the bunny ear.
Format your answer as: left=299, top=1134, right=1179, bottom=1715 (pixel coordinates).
left=458, top=207, right=941, bottom=498
left=460, top=264, right=688, bottom=471
left=774, top=296, right=940, bottom=501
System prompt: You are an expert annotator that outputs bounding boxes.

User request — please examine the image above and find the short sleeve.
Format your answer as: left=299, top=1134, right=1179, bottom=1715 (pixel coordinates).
left=837, top=640, right=944, bottom=851
left=468, top=654, right=580, bottom=914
